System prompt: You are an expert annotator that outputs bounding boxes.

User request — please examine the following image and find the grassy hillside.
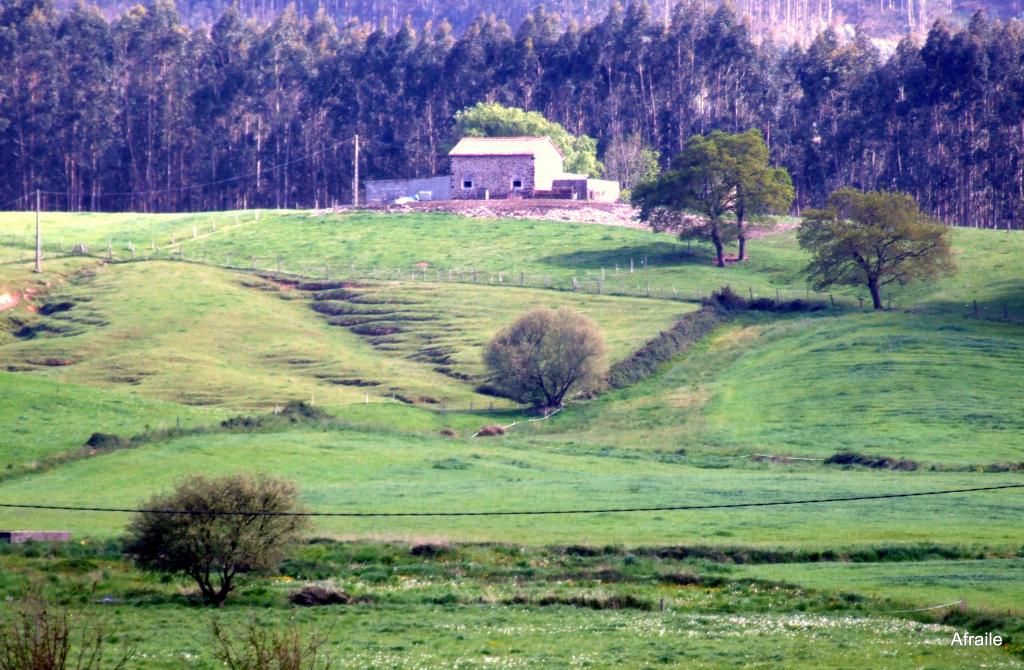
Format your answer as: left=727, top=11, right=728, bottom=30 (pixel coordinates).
left=3, top=210, right=1022, bottom=313
left=0, top=210, right=1022, bottom=667
left=524, top=311, right=1024, bottom=466
left=0, top=261, right=686, bottom=410
left=0, top=372, right=223, bottom=474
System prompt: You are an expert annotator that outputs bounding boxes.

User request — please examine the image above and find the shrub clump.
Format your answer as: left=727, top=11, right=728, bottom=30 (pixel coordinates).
left=704, top=285, right=747, bottom=311
left=825, top=451, right=919, bottom=470
left=0, top=596, right=132, bottom=669
left=84, top=432, right=128, bottom=450
left=288, top=585, right=364, bottom=606
left=484, top=307, right=607, bottom=408
left=608, top=308, right=727, bottom=388
left=124, top=474, right=309, bottom=606
left=279, top=401, right=331, bottom=421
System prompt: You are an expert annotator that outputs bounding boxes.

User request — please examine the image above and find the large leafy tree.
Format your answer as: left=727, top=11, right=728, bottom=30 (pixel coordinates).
left=798, top=189, right=954, bottom=309
left=632, top=130, right=792, bottom=266
left=454, top=102, right=602, bottom=176
left=727, top=130, right=794, bottom=260
left=125, top=474, right=309, bottom=606
left=484, top=307, right=607, bottom=409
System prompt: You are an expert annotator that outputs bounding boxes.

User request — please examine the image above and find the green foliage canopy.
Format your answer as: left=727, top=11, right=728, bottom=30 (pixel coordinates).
left=484, top=307, right=608, bottom=408
left=125, top=473, right=308, bottom=606
left=454, top=102, right=602, bottom=177
left=798, top=189, right=954, bottom=309
left=633, top=129, right=792, bottom=266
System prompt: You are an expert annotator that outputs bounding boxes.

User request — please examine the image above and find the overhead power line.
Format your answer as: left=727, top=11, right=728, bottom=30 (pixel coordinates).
left=0, top=484, right=1020, bottom=518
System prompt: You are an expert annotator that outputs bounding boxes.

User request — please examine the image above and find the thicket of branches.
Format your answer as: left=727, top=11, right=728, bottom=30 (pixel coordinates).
left=1, top=0, right=1022, bottom=227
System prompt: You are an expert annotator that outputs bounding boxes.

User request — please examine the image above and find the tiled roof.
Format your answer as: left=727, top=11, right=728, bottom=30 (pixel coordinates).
left=449, top=136, right=564, bottom=158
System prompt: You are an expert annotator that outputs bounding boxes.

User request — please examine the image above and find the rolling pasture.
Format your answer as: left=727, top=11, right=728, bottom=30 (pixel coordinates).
left=0, top=210, right=1021, bottom=668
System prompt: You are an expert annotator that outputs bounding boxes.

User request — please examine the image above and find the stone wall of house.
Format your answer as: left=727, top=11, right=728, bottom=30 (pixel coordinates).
left=451, top=155, right=537, bottom=199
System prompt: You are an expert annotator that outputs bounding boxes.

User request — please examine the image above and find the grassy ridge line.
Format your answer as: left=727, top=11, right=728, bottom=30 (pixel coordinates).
left=0, top=371, right=224, bottom=475
left=529, top=310, right=1024, bottom=465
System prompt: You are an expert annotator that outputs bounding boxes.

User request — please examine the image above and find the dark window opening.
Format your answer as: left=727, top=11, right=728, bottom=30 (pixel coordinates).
left=512, top=179, right=523, bottom=189
left=462, top=179, right=473, bottom=189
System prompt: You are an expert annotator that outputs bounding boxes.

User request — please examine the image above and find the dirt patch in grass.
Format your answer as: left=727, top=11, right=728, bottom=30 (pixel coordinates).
left=314, top=376, right=382, bottom=387
left=350, top=324, right=405, bottom=336
left=289, top=585, right=370, bottom=606
left=27, top=357, right=75, bottom=367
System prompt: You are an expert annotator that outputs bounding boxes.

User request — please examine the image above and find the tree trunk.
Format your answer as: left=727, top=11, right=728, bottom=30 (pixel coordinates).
left=736, top=210, right=747, bottom=261
left=710, top=223, right=725, bottom=267
left=868, top=277, right=882, bottom=309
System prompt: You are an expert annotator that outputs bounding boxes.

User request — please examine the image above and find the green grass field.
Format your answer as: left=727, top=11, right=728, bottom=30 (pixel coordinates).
left=1, top=427, right=1021, bottom=547
left=3, top=209, right=1022, bottom=313
left=0, top=260, right=686, bottom=411
left=0, top=209, right=1022, bottom=667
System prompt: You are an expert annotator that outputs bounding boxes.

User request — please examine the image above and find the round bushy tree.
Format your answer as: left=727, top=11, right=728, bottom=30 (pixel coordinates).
left=484, top=307, right=608, bottom=409
left=124, top=474, right=308, bottom=606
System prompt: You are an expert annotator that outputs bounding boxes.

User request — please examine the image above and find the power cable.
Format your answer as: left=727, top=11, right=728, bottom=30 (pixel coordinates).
left=0, top=484, right=1020, bottom=518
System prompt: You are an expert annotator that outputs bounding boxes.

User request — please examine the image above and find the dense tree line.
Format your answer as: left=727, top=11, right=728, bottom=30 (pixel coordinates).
left=54, top=0, right=1024, bottom=42
left=1, top=0, right=1022, bottom=227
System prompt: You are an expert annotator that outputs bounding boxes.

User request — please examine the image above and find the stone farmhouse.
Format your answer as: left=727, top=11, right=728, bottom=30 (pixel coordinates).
left=364, top=136, right=620, bottom=203
left=449, top=136, right=565, bottom=199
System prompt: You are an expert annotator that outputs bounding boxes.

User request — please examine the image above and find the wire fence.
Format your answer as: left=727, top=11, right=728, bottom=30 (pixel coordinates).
left=3, top=222, right=1023, bottom=321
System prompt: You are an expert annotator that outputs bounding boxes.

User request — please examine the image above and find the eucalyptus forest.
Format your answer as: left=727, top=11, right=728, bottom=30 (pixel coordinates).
left=1, top=0, right=1023, bottom=228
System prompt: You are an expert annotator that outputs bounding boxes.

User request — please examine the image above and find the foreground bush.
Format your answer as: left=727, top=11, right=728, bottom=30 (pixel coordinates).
left=211, top=620, right=333, bottom=670
left=0, top=597, right=131, bottom=670
left=484, top=307, right=607, bottom=409
left=124, top=474, right=309, bottom=606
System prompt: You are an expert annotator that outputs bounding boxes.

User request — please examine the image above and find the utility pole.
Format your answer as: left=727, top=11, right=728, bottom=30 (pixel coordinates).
left=352, top=133, right=360, bottom=207
left=34, top=189, right=41, bottom=273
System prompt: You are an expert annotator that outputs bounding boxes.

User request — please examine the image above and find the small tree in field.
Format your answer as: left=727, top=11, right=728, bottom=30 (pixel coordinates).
left=124, top=474, right=308, bottom=607
left=484, top=307, right=608, bottom=409
left=798, top=189, right=954, bottom=309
